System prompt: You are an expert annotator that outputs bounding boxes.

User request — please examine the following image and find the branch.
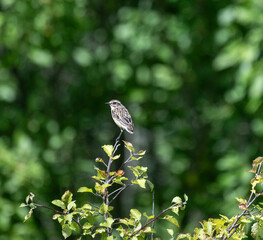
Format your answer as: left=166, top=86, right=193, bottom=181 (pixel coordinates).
left=103, top=129, right=123, bottom=236
left=106, top=129, right=123, bottom=180
left=128, top=202, right=186, bottom=239
left=109, top=184, right=131, bottom=205
left=28, top=203, right=84, bottom=232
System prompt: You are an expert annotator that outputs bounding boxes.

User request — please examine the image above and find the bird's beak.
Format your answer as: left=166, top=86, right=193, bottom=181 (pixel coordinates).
left=105, top=102, right=110, bottom=105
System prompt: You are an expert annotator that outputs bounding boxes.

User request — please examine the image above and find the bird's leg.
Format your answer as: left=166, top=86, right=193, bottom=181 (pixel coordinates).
left=116, top=128, right=123, bottom=143
left=113, top=129, right=123, bottom=154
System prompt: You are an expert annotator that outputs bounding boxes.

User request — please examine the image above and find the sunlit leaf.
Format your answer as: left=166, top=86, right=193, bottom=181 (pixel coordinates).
left=163, top=215, right=179, bottom=227
left=248, top=157, right=263, bottom=173
left=83, top=221, right=93, bottom=230
left=130, top=209, right=142, bottom=221
left=100, top=217, right=114, bottom=228
left=61, top=190, right=73, bottom=205
left=167, top=228, right=174, bottom=237
left=77, top=187, right=93, bottom=193
left=236, top=196, right=247, bottom=205
left=172, top=196, right=182, bottom=205
left=123, top=141, right=135, bottom=153
left=251, top=221, right=263, bottom=239
left=99, top=203, right=109, bottom=214
left=95, top=157, right=104, bottom=163
left=137, top=178, right=146, bottom=188
left=102, top=145, right=114, bottom=158
left=184, top=194, right=188, bottom=202
left=62, top=224, right=72, bottom=239
left=67, top=201, right=76, bottom=211
left=147, top=180, right=154, bottom=191
left=52, top=200, right=66, bottom=209
left=137, top=150, right=146, bottom=156
left=177, top=233, right=192, bottom=240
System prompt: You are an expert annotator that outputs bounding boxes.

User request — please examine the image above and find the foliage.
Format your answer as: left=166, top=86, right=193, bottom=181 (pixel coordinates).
left=21, top=137, right=187, bottom=239
left=176, top=157, right=263, bottom=240
left=20, top=146, right=263, bottom=239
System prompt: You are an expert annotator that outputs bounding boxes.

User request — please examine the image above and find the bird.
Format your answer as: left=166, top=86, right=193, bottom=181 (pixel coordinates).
left=106, top=100, right=134, bottom=134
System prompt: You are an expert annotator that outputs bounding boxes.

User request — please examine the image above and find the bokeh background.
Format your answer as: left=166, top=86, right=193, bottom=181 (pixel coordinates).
left=1, top=0, right=263, bottom=239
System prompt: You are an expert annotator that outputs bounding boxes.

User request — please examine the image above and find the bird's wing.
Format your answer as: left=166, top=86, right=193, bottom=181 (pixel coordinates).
left=118, top=107, right=133, bottom=126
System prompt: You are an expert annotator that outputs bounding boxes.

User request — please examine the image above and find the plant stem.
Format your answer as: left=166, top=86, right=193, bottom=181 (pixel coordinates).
left=128, top=202, right=186, bottom=239
left=30, top=203, right=84, bottom=232
left=104, top=129, right=123, bottom=236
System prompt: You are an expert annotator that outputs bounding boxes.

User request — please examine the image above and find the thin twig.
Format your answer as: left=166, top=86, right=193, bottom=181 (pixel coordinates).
left=104, top=129, right=124, bottom=236
left=30, top=203, right=84, bottom=231
left=109, top=184, right=131, bottom=205
left=106, top=130, right=123, bottom=181
left=128, top=202, right=186, bottom=239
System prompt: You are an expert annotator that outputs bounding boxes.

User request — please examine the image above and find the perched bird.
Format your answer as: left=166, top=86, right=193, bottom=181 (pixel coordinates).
left=106, top=100, right=134, bottom=134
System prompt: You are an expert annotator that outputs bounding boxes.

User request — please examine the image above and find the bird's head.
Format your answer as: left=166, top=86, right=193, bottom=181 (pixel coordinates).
left=106, top=100, right=121, bottom=109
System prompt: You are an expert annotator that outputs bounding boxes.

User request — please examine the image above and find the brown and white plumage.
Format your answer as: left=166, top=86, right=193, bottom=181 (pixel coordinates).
left=106, top=100, right=134, bottom=134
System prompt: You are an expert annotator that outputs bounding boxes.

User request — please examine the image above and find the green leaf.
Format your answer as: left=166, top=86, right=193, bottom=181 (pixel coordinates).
left=147, top=180, right=154, bottom=191
left=236, top=197, right=247, bottom=205
left=131, top=156, right=143, bottom=161
left=93, top=228, right=106, bottom=237
left=137, top=178, right=146, bottom=188
left=102, top=145, right=114, bottom=157
left=167, top=228, right=174, bottom=237
left=52, top=200, right=66, bottom=209
left=143, top=212, right=154, bottom=220
left=93, top=168, right=108, bottom=181
left=172, top=196, right=182, bottom=205
left=184, top=194, right=188, bottom=202
left=112, top=154, right=121, bottom=160
left=25, top=192, right=35, bottom=204
left=83, top=221, right=93, bottom=230
left=64, top=213, right=73, bottom=224
left=128, top=166, right=148, bottom=178
left=248, top=157, right=263, bottom=173
left=137, top=150, right=146, bottom=156
left=200, top=220, right=213, bottom=236
left=100, top=217, right=114, bottom=228
left=251, top=175, right=263, bottom=190
left=23, top=208, right=33, bottom=222
left=19, top=203, right=27, bottom=208
left=62, top=224, right=72, bottom=239
left=95, top=157, right=104, bottom=163
left=119, top=218, right=135, bottom=226
left=123, top=141, right=135, bottom=153
left=69, top=221, right=79, bottom=231
left=130, top=209, right=142, bottom=221
left=171, top=206, right=179, bottom=215
left=99, top=203, right=109, bottom=214
left=142, top=226, right=153, bottom=233
left=81, top=204, right=92, bottom=210
left=52, top=214, right=61, bottom=220
left=61, top=190, right=73, bottom=205
left=77, top=187, right=93, bottom=193
left=163, top=215, right=179, bottom=227
left=177, top=233, right=192, bottom=240
left=251, top=221, right=263, bottom=239
left=67, top=201, right=76, bottom=211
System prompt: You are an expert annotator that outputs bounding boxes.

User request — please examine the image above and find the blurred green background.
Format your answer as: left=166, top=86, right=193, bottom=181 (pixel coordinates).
left=1, top=0, right=263, bottom=239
